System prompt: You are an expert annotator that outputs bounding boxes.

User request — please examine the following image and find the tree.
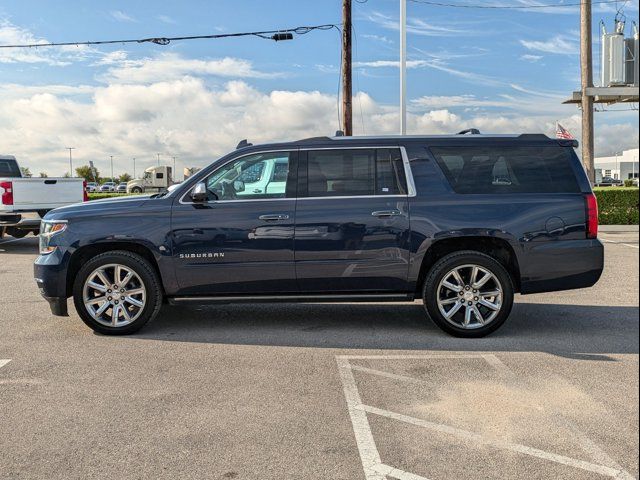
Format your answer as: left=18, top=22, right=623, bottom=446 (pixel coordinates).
left=63, top=172, right=71, bottom=178
left=75, top=165, right=99, bottom=182
left=20, top=167, right=32, bottom=178
left=118, top=173, right=132, bottom=183
left=39, top=172, right=48, bottom=178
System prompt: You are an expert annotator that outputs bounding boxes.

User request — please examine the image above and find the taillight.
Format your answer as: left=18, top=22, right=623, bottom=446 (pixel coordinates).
left=83, top=181, right=89, bottom=202
left=585, top=193, right=598, bottom=239
left=0, top=181, right=13, bottom=205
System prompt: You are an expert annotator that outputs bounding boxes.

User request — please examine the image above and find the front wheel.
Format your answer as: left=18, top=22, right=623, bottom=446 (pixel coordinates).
left=72, top=251, right=163, bottom=335
left=131, top=187, right=143, bottom=194
left=422, top=251, right=514, bottom=338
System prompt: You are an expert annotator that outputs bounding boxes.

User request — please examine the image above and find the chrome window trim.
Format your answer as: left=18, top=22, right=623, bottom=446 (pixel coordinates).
left=178, top=145, right=417, bottom=205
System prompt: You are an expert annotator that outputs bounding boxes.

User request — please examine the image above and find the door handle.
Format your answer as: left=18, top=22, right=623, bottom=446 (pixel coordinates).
left=259, top=214, right=290, bottom=221
left=371, top=210, right=401, bottom=218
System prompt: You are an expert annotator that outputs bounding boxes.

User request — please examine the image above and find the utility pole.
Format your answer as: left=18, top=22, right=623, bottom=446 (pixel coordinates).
left=580, top=0, right=595, bottom=184
left=172, top=156, right=177, bottom=178
left=400, top=0, right=407, bottom=135
left=110, top=155, right=114, bottom=182
left=342, top=0, right=353, bottom=136
left=157, top=153, right=161, bottom=166
left=66, top=147, right=75, bottom=177
left=133, top=158, right=136, bottom=178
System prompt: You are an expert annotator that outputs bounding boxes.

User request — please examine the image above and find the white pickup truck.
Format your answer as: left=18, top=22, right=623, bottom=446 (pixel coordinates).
left=0, top=155, right=86, bottom=238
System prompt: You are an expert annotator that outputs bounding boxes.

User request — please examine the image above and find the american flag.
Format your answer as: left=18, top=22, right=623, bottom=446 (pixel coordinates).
left=555, top=122, right=574, bottom=140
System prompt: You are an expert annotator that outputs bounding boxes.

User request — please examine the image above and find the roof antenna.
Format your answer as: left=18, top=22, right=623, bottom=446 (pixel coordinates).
left=335, top=130, right=345, bottom=137
left=236, top=139, right=253, bottom=149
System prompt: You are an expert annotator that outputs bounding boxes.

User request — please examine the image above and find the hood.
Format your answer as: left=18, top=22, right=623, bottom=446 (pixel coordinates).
left=44, top=194, right=154, bottom=221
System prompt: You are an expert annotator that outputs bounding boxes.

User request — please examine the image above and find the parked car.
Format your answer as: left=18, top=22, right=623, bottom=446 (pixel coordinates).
left=99, top=182, right=116, bottom=192
left=596, top=176, right=624, bottom=187
left=85, top=182, right=98, bottom=193
left=116, top=183, right=128, bottom=193
left=1, top=155, right=86, bottom=238
left=34, top=132, right=603, bottom=338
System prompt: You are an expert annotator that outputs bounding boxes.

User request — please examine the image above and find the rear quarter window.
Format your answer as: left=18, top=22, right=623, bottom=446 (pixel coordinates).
left=430, top=145, right=580, bottom=194
left=0, top=159, right=21, bottom=177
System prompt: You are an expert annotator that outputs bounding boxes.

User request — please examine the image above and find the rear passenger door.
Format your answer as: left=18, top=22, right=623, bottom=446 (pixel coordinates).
left=294, top=147, right=413, bottom=293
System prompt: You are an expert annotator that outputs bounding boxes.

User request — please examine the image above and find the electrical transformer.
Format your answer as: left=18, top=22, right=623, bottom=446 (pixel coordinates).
left=601, top=21, right=626, bottom=87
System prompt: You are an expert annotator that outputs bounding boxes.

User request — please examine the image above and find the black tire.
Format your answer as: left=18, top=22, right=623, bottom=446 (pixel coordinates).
left=72, top=250, right=163, bottom=335
left=422, top=250, right=514, bottom=338
left=131, top=187, right=143, bottom=194
left=5, top=227, right=29, bottom=238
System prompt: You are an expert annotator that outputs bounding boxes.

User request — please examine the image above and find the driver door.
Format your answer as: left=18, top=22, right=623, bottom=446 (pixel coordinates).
left=171, top=150, right=298, bottom=296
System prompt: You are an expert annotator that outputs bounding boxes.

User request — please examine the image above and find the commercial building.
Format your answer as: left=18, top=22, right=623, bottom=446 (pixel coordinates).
left=594, top=148, right=639, bottom=181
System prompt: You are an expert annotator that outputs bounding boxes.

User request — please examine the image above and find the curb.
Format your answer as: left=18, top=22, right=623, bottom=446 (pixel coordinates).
left=600, top=225, right=639, bottom=232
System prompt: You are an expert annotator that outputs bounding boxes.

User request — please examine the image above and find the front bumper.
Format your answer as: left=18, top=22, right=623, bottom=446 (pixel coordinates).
left=520, top=239, right=604, bottom=294
left=34, top=250, right=70, bottom=317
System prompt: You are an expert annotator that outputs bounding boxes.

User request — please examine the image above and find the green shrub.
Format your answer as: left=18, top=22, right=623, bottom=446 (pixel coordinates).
left=624, top=179, right=636, bottom=187
left=594, top=187, right=639, bottom=225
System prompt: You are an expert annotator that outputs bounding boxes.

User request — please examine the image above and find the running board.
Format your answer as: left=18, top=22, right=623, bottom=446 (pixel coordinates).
left=168, top=293, right=414, bottom=306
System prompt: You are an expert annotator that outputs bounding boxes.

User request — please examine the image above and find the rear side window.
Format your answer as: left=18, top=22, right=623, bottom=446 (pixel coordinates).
left=0, top=159, right=21, bottom=177
left=430, top=146, right=580, bottom=194
left=306, top=148, right=407, bottom=197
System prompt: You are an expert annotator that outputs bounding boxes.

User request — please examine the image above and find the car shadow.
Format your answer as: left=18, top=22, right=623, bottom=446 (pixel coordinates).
left=131, top=301, right=639, bottom=358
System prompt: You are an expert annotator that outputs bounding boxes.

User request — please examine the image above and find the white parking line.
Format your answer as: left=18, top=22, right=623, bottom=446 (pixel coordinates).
left=0, top=359, right=11, bottom=369
left=337, top=354, right=635, bottom=480
left=360, top=404, right=623, bottom=478
left=602, top=239, right=639, bottom=249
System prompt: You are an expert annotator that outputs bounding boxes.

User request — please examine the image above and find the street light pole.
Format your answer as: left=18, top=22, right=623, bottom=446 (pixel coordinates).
left=400, top=0, right=407, bottom=135
left=110, top=155, right=114, bottom=183
left=157, top=153, right=161, bottom=166
left=66, top=147, right=75, bottom=177
left=133, top=158, right=136, bottom=178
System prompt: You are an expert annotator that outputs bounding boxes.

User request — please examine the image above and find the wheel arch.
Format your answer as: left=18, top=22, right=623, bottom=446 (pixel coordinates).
left=415, top=236, right=521, bottom=297
left=66, top=241, right=163, bottom=298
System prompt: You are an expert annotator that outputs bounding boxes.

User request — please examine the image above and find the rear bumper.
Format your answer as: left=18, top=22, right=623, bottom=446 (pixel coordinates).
left=520, top=239, right=604, bottom=294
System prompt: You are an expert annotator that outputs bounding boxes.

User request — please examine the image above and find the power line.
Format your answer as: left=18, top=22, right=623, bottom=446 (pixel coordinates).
left=0, top=24, right=337, bottom=49
left=407, top=0, right=626, bottom=9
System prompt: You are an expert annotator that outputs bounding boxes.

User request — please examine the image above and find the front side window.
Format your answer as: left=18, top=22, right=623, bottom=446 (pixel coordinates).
left=205, top=152, right=292, bottom=201
left=306, top=148, right=407, bottom=197
left=431, top=146, right=580, bottom=194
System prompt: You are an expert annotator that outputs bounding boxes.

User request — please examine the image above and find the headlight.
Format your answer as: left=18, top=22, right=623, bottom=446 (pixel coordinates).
left=39, top=220, right=68, bottom=255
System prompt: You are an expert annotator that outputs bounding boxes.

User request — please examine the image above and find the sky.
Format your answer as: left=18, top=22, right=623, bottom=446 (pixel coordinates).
left=0, top=0, right=638, bottom=178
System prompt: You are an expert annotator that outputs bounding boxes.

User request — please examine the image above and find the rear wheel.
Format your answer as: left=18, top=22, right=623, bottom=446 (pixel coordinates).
left=72, top=251, right=162, bottom=335
left=422, top=251, right=514, bottom=338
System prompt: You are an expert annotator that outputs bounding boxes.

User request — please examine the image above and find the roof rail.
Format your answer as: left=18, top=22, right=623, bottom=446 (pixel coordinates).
left=236, top=139, right=253, bottom=149
left=457, top=128, right=481, bottom=135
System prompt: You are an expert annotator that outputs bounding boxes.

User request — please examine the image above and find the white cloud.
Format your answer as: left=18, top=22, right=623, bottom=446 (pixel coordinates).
left=520, top=54, right=543, bottom=63
left=520, top=34, right=579, bottom=55
left=2, top=77, right=637, bottom=176
left=365, top=11, right=475, bottom=37
left=362, top=34, right=393, bottom=44
left=156, top=15, right=176, bottom=24
left=101, top=53, right=283, bottom=83
left=0, top=19, right=94, bottom=65
left=110, top=10, right=136, bottom=23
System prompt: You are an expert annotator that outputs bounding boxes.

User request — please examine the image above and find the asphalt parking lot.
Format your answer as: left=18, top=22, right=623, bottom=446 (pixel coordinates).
left=0, top=230, right=638, bottom=480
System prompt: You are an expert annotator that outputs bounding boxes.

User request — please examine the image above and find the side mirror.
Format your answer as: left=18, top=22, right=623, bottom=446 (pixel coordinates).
left=233, top=180, right=245, bottom=192
left=190, top=182, right=208, bottom=203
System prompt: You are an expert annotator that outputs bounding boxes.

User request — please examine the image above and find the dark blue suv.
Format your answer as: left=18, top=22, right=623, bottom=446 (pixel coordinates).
left=34, top=133, right=603, bottom=337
